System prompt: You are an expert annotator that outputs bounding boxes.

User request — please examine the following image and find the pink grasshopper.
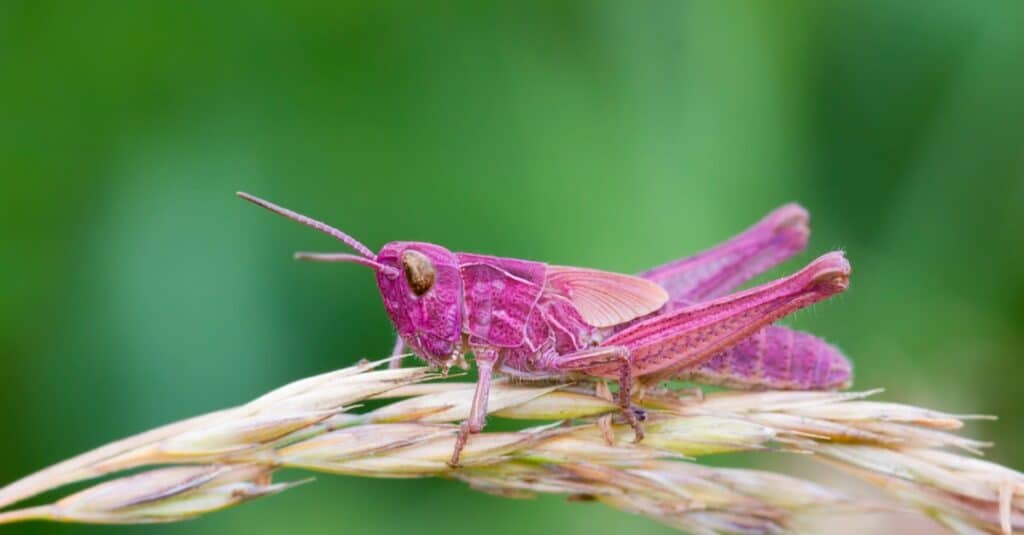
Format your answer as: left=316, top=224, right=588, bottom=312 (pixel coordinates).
left=238, top=193, right=852, bottom=465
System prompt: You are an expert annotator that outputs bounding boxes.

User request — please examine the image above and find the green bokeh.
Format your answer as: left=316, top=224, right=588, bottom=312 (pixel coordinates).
left=1, top=2, right=1022, bottom=534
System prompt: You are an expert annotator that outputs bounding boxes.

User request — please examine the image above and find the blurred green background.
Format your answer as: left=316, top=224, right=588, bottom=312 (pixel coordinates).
left=2, top=1, right=1022, bottom=533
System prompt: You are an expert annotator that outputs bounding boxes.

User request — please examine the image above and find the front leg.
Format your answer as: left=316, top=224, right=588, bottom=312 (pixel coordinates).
left=450, top=346, right=499, bottom=467
left=387, top=336, right=406, bottom=369
left=539, top=346, right=644, bottom=442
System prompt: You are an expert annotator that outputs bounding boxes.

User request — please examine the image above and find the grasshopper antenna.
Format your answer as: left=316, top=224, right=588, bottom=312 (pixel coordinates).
left=293, top=252, right=399, bottom=277
left=236, top=192, right=377, bottom=259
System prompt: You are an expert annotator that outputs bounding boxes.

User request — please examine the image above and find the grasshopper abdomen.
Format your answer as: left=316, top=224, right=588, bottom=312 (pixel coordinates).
left=681, top=326, right=851, bottom=390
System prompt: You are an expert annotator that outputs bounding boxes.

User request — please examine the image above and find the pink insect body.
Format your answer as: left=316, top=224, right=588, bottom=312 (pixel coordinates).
left=238, top=193, right=853, bottom=465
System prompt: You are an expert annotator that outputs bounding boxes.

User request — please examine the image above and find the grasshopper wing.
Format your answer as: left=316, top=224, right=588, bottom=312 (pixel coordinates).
left=546, top=267, right=669, bottom=328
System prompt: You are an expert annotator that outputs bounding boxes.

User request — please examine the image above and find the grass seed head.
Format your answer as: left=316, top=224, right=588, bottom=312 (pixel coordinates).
left=0, top=360, right=1019, bottom=534
left=19, top=466, right=301, bottom=524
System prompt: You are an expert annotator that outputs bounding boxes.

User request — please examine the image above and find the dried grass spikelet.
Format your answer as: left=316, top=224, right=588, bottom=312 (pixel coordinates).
left=0, top=465, right=305, bottom=525
left=0, top=357, right=1018, bottom=534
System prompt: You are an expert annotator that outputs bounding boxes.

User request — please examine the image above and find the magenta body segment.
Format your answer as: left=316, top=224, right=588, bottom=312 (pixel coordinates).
left=685, top=326, right=852, bottom=390
left=682, top=325, right=851, bottom=390
left=456, top=253, right=546, bottom=348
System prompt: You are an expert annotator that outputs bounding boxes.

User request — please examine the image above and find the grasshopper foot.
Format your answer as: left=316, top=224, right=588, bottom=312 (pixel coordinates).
left=623, top=406, right=646, bottom=443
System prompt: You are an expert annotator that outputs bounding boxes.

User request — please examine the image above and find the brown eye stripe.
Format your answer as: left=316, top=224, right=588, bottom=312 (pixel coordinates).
left=401, top=250, right=436, bottom=296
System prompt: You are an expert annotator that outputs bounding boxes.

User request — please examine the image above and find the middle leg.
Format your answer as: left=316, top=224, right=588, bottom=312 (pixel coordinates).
left=387, top=335, right=406, bottom=369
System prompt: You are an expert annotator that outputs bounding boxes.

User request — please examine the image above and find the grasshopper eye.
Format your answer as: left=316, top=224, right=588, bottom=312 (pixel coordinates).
left=401, top=250, right=436, bottom=296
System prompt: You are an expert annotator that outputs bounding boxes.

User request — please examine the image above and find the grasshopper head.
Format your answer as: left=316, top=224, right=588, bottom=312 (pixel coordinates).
left=237, top=192, right=464, bottom=367
left=375, top=242, right=463, bottom=367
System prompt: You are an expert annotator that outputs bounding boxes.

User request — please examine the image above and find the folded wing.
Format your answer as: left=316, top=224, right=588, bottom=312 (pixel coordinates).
left=546, top=266, right=669, bottom=328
